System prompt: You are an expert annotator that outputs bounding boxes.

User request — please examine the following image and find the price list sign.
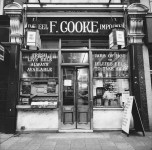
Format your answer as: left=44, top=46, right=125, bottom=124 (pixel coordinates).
left=122, top=96, right=133, bottom=134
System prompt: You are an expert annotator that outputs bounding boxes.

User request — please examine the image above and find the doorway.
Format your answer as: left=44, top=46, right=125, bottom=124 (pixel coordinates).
left=61, top=66, right=91, bottom=130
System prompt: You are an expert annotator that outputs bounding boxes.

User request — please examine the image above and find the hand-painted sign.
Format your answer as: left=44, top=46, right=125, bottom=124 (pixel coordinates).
left=122, top=96, right=133, bottom=134
left=93, top=52, right=129, bottom=77
left=22, top=52, right=58, bottom=78
left=27, top=17, right=124, bottom=35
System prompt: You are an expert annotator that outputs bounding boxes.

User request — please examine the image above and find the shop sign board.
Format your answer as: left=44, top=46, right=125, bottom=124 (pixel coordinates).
left=0, top=44, right=4, bottom=61
left=22, top=52, right=58, bottom=78
left=27, top=17, right=124, bottom=36
left=122, top=96, right=133, bottom=134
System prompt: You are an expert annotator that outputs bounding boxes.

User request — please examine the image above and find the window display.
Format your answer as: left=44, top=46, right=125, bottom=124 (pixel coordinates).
left=19, top=52, right=59, bottom=108
left=92, top=51, right=129, bottom=107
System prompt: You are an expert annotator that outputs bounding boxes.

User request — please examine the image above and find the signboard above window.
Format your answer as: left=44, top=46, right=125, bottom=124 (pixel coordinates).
left=27, top=17, right=124, bottom=36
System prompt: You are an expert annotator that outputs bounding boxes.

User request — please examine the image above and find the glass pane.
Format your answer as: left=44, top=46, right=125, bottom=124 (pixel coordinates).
left=41, top=40, right=59, bottom=49
left=62, top=52, right=88, bottom=63
left=63, top=68, right=74, bottom=105
left=22, top=52, right=58, bottom=78
left=77, top=82, right=88, bottom=105
left=77, top=68, right=88, bottom=82
left=77, top=68, right=89, bottom=105
left=61, top=39, right=89, bottom=49
left=93, top=78, right=129, bottom=107
left=93, top=52, right=129, bottom=78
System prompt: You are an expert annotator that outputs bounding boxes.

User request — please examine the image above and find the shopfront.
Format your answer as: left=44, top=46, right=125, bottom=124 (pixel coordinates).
left=2, top=1, right=151, bottom=133
left=14, top=14, right=133, bottom=132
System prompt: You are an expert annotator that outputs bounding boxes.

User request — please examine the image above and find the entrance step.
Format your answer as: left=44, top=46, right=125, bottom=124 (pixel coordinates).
left=59, top=129, right=93, bottom=133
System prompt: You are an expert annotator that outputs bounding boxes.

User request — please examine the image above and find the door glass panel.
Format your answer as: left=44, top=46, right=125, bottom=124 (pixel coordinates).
left=63, top=68, right=74, bottom=106
left=77, top=68, right=89, bottom=106
left=76, top=68, right=90, bottom=128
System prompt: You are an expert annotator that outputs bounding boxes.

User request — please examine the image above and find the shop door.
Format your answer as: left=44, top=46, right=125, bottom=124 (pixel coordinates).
left=61, top=67, right=90, bottom=130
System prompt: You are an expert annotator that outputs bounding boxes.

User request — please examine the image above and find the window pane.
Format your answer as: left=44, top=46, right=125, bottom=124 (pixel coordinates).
left=93, top=52, right=129, bottom=78
left=62, top=52, right=88, bottom=63
left=61, top=39, right=89, bottom=49
left=27, top=0, right=121, bottom=3
left=93, top=78, right=129, bottom=107
left=41, top=40, right=59, bottom=49
left=22, top=52, right=58, bottom=78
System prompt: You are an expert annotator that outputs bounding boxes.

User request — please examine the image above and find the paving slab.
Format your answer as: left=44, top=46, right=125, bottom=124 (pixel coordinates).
left=0, top=132, right=151, bottom=150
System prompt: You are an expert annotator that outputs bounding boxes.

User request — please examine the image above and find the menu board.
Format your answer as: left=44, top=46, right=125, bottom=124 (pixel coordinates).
left=22, top=52, right=58, bottom=78
left=122, top=96, right=133, bottom=134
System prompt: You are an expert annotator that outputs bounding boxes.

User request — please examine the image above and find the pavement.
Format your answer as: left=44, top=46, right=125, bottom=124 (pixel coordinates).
left=0, top=131, right=152, bottom=150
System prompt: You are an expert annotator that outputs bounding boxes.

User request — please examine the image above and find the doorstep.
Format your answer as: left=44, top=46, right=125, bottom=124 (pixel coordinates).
left=59, top=129, right=93, bottom=133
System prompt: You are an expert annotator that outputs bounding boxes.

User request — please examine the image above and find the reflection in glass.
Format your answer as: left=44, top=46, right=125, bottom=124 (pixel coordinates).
left=77, top=68, right=89, bottom=105
left=62, top=52, right=88, bottom=63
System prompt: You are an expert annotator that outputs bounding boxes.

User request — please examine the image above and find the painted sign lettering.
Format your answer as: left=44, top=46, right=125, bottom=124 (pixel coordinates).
left=93, top=52, right=129, bottom=77
left=22, top=52, right=58, bottom=78
left=27, top=17, right=124, bottom=35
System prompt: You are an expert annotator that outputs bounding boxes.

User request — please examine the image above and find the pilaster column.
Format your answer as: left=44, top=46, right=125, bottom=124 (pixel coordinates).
left=4, top=2, right=23, bottom=44
left=127, top=3, right=151, bottom=131
left=128, top=14, right=145, bottom=44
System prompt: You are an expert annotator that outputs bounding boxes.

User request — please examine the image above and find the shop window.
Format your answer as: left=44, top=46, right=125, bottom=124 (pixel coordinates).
left=19, top=52, right=58, bottom=108
left=92, top=51, right=129, bottom=108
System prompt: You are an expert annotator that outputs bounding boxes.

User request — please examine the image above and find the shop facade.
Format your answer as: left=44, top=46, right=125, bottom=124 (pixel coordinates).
left=3, top=1, right=152, bottom=133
